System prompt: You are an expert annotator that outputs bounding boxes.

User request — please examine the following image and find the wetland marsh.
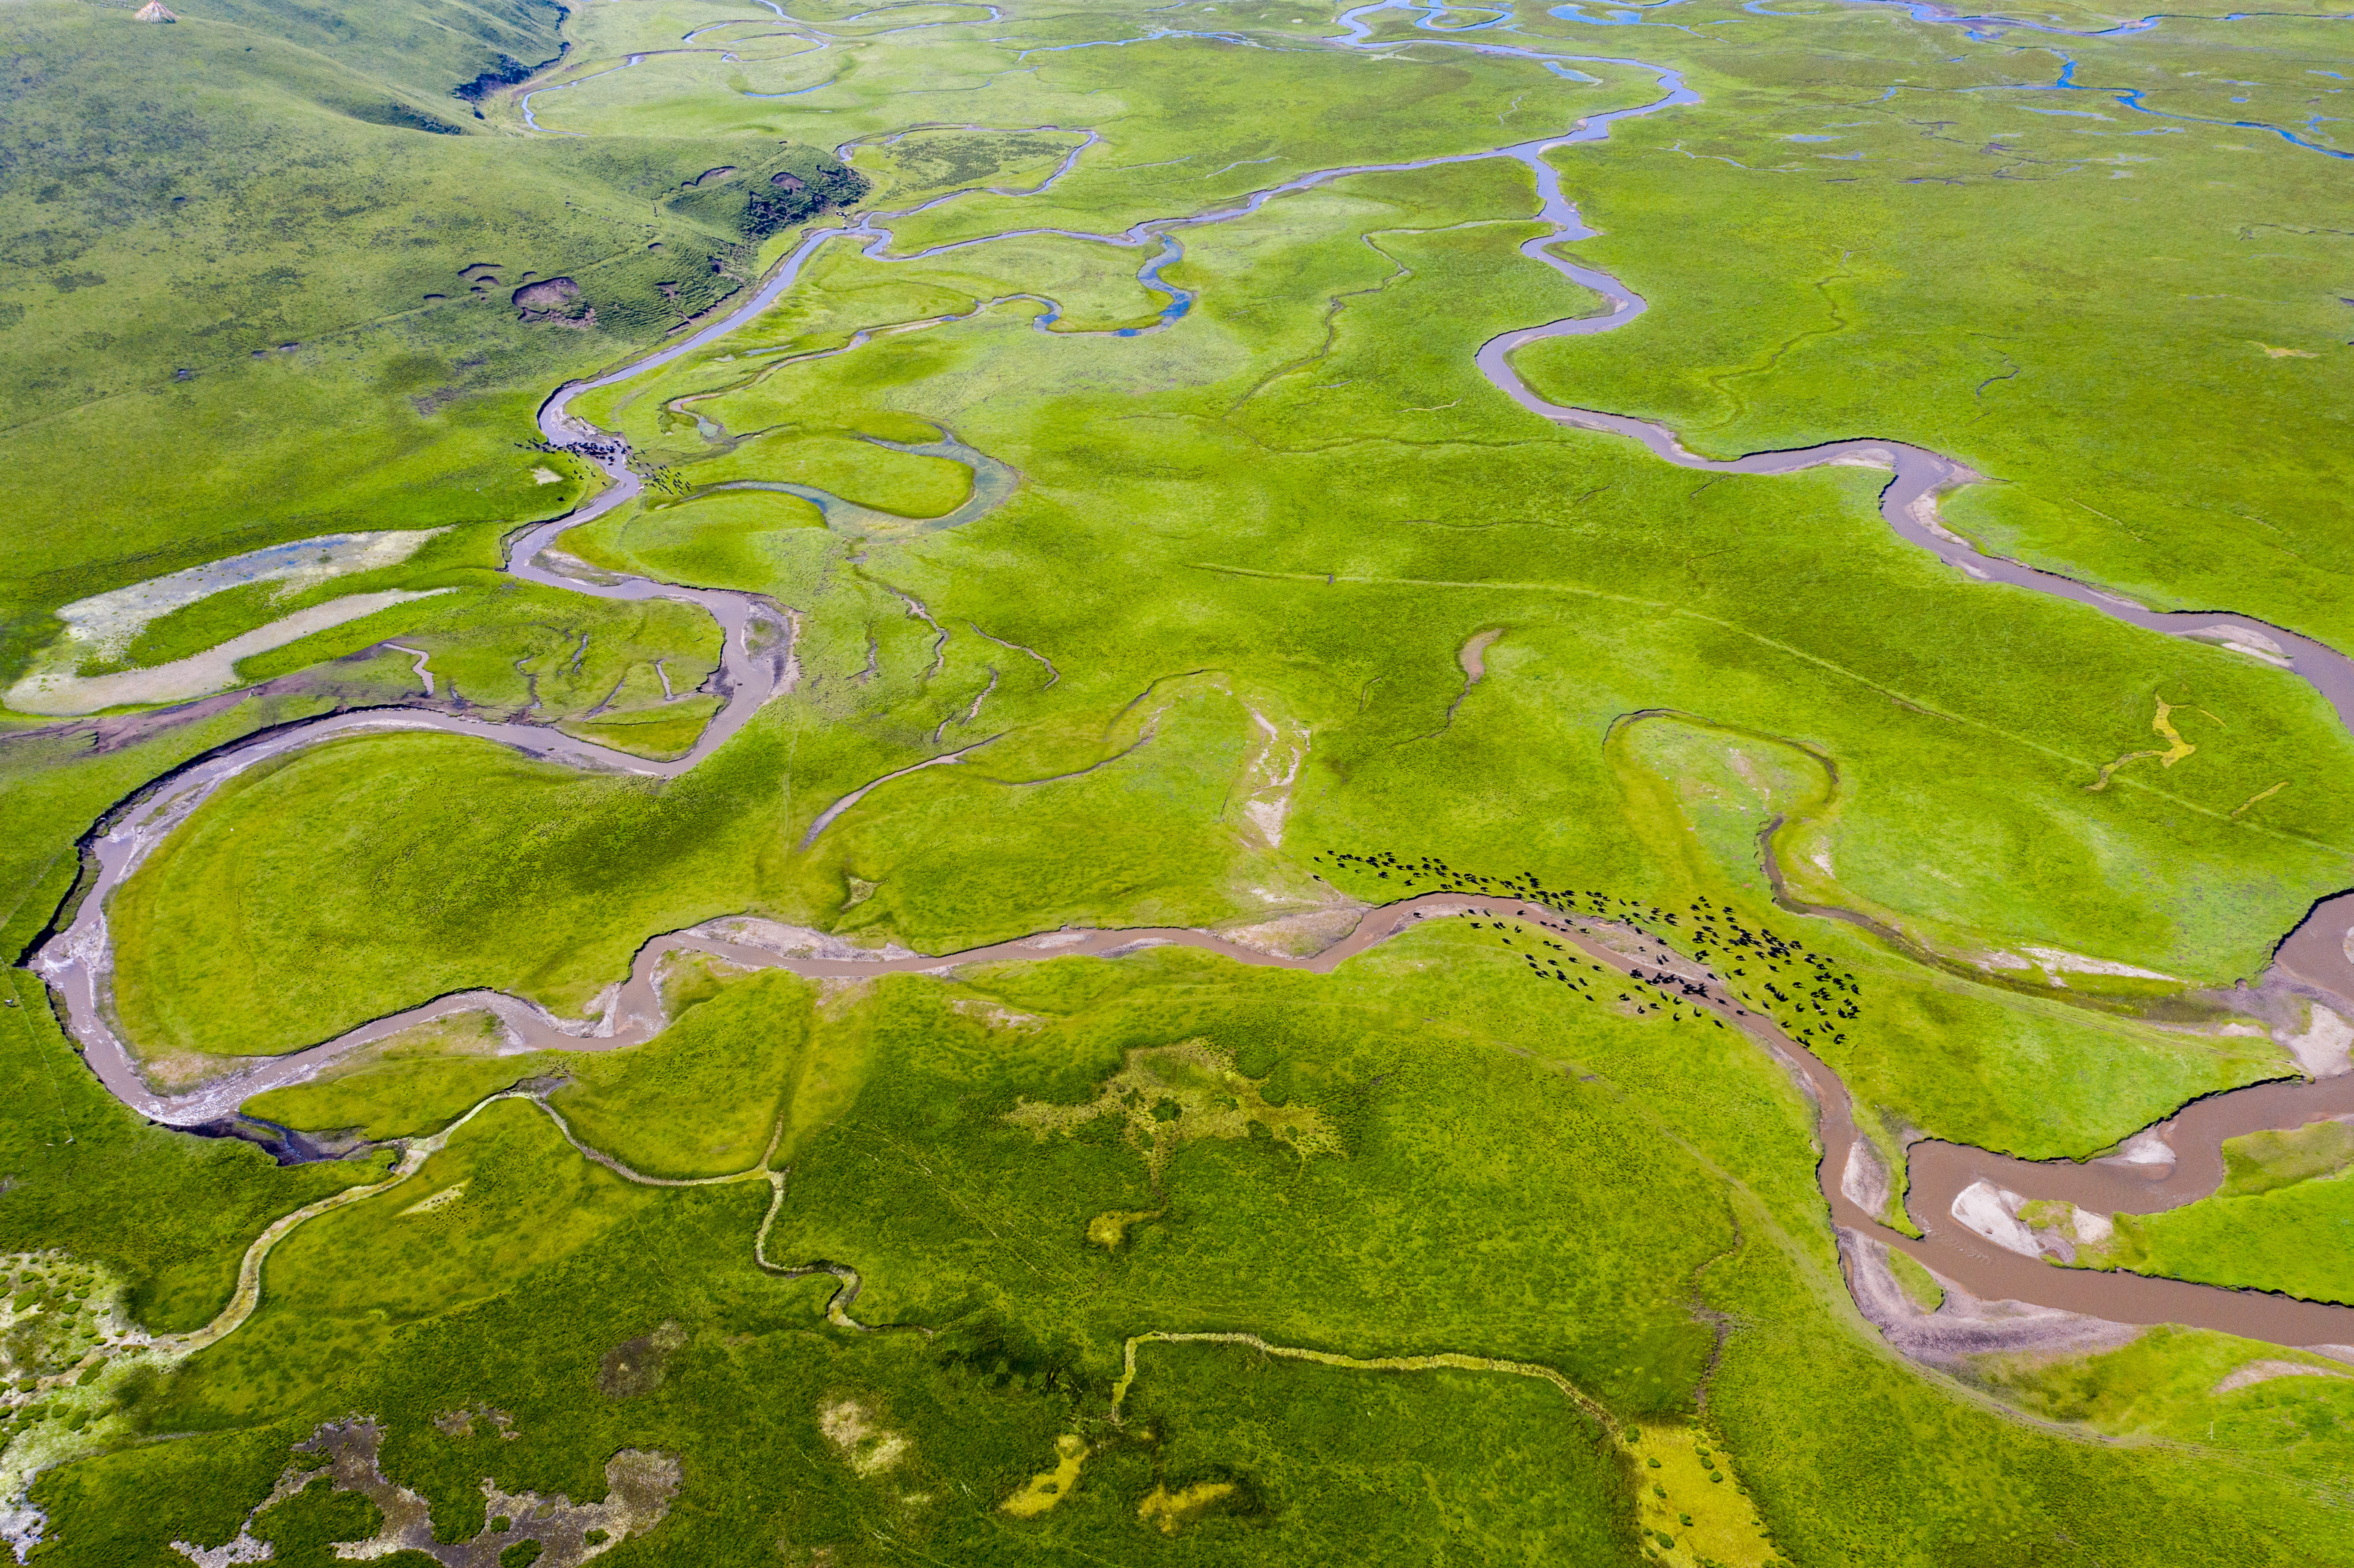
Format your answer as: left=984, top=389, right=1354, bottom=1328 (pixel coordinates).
left=6, top=0, right=2354, bottom=1560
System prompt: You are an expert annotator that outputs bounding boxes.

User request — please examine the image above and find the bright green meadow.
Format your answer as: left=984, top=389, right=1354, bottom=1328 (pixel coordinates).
left=4, top=0, right=2354, bottom=1559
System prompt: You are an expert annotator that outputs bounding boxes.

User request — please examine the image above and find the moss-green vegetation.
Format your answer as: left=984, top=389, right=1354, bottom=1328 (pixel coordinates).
left=1705, top=1237, right=2354, bottom=1566
left=1884, top=1249, right=1944, bottom=1315
left=249, top=1476, right=384, bottom=1566
left=1510, top=7, right=2354, bottom=650
left=0, top=971, right=376, bottom=1335
left=1004, top=1037, right=1340, bottom=1180
left=547, top=970, right=820, bottom=1179
left=9, top=0, right=2354, bottom=1556
left=2072, top=1119, right=2354, bottom=1304
left=106, top=730, right=766, bottom=1057
left=243, top=1015, right=558, bottom=1142
left=1628, top=1422, right=1780, bottom=1568
left=0, top=0, right=855, bottom=684
left=12, top=931, right=2344, bottom=1563
left=2219, top=1116, right=2354, bottom=1198
left=1963, top=1323, right=2354, bottom=1457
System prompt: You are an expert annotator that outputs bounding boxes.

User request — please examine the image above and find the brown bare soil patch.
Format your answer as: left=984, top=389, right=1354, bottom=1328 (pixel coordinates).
left=599, top=1319, right=687, bottom=1397
left=514, top=277, right=594, bottom=327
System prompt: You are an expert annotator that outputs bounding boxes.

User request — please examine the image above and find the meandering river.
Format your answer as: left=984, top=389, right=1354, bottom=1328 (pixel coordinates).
left=27, top=0, right=2354, bottom=1359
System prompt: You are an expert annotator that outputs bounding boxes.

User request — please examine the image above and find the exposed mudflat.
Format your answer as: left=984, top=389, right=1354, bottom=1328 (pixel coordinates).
left=179, top=1417, right=678, bottom=1567
left=1840, top=1230, right=2144, bottom=1365
left=6, top=529, right=450, bottom=718
left=9, top=590, right=455, bottom=716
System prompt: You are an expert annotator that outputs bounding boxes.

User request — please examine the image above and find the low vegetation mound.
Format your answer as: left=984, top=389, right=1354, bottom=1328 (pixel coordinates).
left=1005, top=1039, right=1339, bottom=1179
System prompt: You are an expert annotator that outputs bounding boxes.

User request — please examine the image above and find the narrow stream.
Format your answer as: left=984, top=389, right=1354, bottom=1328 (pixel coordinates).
left=25, top=1, right=2354, bottom=1359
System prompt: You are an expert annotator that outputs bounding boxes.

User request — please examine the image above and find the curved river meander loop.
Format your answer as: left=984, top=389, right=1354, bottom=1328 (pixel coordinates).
left=27, top=0, right=2354, bottom=1359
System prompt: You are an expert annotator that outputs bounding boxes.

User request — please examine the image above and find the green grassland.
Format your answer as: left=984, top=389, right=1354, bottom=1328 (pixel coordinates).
left=0, top=0, right=857, bottom=679
left=9, top=0, right=2354, bottom=1557
left=243, top=1011, right=567, bottom=1141
left=0, top=969, right=379, bottom=1336
left=2102, top=1173, right=2354, bottom=1303
left=30, top=937, right=2354, bottom=1564
left=0, top=563, right=727, bottom=1045
left=97, top=142, right=2350, bottom=1157
left=2057, top=1115, right=2354, bottom=1304
left=1962, top=1321, right=2354, bottom=1484
left=1505, top=1, right=2354, bottom=648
